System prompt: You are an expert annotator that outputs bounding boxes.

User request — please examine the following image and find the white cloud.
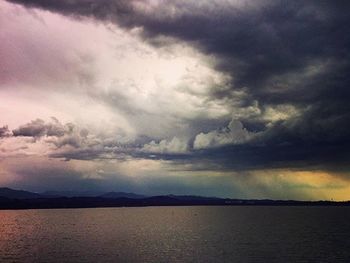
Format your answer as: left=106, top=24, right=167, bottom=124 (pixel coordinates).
left=193, top=119, right=255, bottom=149
left=0, top=0, right=236, bottom=140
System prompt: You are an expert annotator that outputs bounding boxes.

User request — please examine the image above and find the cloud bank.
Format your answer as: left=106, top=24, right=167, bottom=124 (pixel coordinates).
left=1, top=0, right=350, bottom=199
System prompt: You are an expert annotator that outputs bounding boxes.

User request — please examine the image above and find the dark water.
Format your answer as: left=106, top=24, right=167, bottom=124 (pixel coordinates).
left=1, top=206, right=350, bottom=263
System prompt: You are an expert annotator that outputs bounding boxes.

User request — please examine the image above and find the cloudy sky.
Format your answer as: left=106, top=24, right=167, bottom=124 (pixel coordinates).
left=1, top=0, right=350, bottom=200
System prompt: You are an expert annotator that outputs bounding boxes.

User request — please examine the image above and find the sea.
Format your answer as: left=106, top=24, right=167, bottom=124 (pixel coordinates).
left=1, top=206, right=350, bottom=262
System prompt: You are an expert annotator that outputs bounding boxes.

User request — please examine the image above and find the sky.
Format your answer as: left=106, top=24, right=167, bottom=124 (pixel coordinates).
left=1, top=0, right=350, bottom=200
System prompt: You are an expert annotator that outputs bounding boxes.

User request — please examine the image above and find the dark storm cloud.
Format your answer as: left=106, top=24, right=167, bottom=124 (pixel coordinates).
left=7, top=0, right=350, bottom=93
left=6, top=0, right=350, bottom=171
left=3, top=115, right=349, bottom=172
left=12, top=118, right=65, bottom=137
left=48, top=146, right=127, bottom=161
left=133, top=114, right=350, bottom=172
left=11, top=118, right=93, bottom=149
left=9, top=118, right=97, bottom=153
left=192, top=140, right=350, bottom=173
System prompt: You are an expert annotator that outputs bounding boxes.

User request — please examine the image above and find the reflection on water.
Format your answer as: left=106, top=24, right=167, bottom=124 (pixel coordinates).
left=1, top=206, right=350, bottom=262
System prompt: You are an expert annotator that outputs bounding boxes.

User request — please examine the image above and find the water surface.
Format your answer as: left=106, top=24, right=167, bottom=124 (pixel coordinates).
left=0, top=206, right=349, bottom=262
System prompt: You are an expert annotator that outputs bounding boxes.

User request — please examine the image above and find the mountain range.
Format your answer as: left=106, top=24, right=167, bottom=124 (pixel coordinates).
left=0, top=187, right=147, bottom=199
left=0, top=187, right=349, bottom=210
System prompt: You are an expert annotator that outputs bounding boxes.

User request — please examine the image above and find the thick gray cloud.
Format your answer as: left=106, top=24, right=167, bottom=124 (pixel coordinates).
left=0, top=125, right=11, bottom=137
left=12, top=118, right=65, bottom=137
left=11, top=118, right=94, bottom=149
left=4, top=0, right=350, bottom=172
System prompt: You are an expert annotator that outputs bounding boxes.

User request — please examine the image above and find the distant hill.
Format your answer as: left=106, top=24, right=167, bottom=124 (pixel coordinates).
left=41, top=191, right=147, bottom=199
left=0, top=187, right=349, bottom=210
left=41, top=190, right=104, bottom=197
left=0, top=187, right=42, bottom=199
left=99, top=192, right=146, bottom=199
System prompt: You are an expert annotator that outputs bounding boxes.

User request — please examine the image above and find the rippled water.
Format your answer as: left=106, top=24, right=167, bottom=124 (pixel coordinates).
left=0, top=206, right=350, bottom=262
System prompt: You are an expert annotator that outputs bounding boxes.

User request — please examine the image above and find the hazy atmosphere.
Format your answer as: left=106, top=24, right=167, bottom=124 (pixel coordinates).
left=1, top=0, right=350, bottom=200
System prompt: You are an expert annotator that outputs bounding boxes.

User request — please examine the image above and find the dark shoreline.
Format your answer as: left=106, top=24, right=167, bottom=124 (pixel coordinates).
left=1, top=196, right=350, bottom=210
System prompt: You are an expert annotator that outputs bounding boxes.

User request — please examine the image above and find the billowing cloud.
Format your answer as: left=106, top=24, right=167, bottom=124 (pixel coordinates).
left=6, top=0, right=350, bottom=144
left=12, top=118, right=65, bottom=137
left=194, top=119, right=255, bottom=150
left=1, top=0, right=350, bottom=199
left=142, top=137, right=189, bottom=154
